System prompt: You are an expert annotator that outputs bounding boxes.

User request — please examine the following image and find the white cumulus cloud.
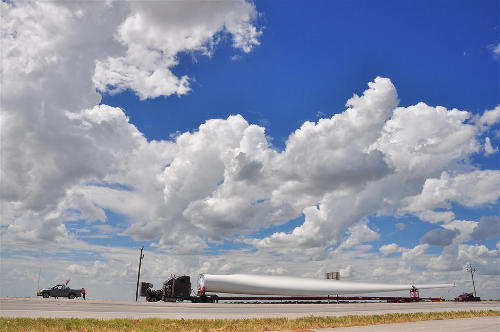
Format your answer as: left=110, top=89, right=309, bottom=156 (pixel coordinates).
left=402, top=170, right=500, bottom=223
left=93, top=0, right=261, bottom=99
left=484, top=137, right=498, bottom=155
left=1, top=0, right=500, bottom=301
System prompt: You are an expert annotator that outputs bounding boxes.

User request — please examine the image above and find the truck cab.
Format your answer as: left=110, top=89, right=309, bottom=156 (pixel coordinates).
left=454, top=292, right=480, bottom=302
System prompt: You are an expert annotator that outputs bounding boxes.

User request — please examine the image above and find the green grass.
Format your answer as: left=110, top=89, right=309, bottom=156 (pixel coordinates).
left=0, top=310, right=498, bottom=331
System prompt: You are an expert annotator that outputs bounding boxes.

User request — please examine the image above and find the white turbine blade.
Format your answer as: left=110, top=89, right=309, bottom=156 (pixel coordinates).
left=199, top=274, right=455, bottom=296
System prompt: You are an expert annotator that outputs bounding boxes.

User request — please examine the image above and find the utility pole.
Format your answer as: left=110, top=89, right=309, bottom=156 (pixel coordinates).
left=465, top=264, right=477, bottom=297
left=135, top=246, right=144, bottom=302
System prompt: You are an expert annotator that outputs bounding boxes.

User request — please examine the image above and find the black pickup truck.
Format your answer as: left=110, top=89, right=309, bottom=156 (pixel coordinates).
left=37, top=284, right=82, bottom=299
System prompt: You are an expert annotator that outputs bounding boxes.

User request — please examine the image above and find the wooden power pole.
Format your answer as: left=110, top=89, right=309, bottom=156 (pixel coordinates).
left=135, top=246, right=144, bottom=301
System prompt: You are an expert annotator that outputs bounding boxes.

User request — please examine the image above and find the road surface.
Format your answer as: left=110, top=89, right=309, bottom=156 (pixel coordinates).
left=1, top=297, right=498, bottom=319
left=313, top=317, right=500, bottom=331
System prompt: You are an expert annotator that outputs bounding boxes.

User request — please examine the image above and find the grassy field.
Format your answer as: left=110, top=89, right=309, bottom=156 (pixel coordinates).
left=0, top=310, right=498, bottom=331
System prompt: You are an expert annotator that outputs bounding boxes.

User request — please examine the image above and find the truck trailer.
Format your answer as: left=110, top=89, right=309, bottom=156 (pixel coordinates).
left=140, top=274, right=453, bottom=303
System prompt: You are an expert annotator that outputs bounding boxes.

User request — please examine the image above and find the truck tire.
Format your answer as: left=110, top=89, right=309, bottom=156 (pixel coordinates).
left=68, top=293, right=75, bottom=299
left=42, top=293, right=49, bottom=298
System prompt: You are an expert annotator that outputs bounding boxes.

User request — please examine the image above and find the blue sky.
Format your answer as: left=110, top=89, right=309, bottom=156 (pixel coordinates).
left=100, top=0, right=500, bottom=252
left=2, top=0, right=500, bottom=300
left=103, top=0, right=499, bottom=146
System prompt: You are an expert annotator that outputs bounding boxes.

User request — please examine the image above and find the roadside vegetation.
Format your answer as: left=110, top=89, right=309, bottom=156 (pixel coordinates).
left=1, top=310, right=498, bottom=331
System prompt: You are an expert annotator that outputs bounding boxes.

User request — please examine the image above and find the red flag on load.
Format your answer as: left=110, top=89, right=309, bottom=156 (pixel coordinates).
left=65, top=279, right=70, bottom=285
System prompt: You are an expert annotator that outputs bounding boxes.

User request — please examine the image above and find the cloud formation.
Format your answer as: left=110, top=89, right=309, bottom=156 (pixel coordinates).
left=93, top=0, right=261, bottom=99
left=421, top=228, right=460, bottom=246
left=484, top=137, right=498, bottom=155
left=1, top=0, right=261, bottom=248
left=471, top=216, right=500, bottom=240
left=402, top=170, right=500, bottom=223
left=1, top=0, right=500, bottom=300
left=491, top=42, right=500, bottom=60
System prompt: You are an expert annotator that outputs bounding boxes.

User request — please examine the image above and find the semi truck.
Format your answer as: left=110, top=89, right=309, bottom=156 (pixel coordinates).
left=140, top=275, right=218, bottom=302
left=140, top=274, right=453, bottom=303
left=454, top=292, right=481, bottom=302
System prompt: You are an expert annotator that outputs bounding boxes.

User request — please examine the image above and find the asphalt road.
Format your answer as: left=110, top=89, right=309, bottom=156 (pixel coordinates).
left=1, top=298, right=499, bottom=319
left=313, top=317, right=500, bottom=332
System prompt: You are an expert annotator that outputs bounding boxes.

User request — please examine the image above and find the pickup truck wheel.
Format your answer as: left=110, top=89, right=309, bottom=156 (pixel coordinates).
left=68, top=294, right=75, bottom=299
left=42, top=293, right=49, bottom=298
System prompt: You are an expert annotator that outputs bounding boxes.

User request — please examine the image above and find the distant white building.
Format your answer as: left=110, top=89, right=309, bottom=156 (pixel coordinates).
left=326, top=272, right=340, bottom=280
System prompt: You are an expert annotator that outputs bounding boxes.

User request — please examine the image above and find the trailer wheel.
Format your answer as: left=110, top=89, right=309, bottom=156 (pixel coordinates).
left=68, top=294, right=75, bottom=299
left=42, top=293, right=49, bottom=299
